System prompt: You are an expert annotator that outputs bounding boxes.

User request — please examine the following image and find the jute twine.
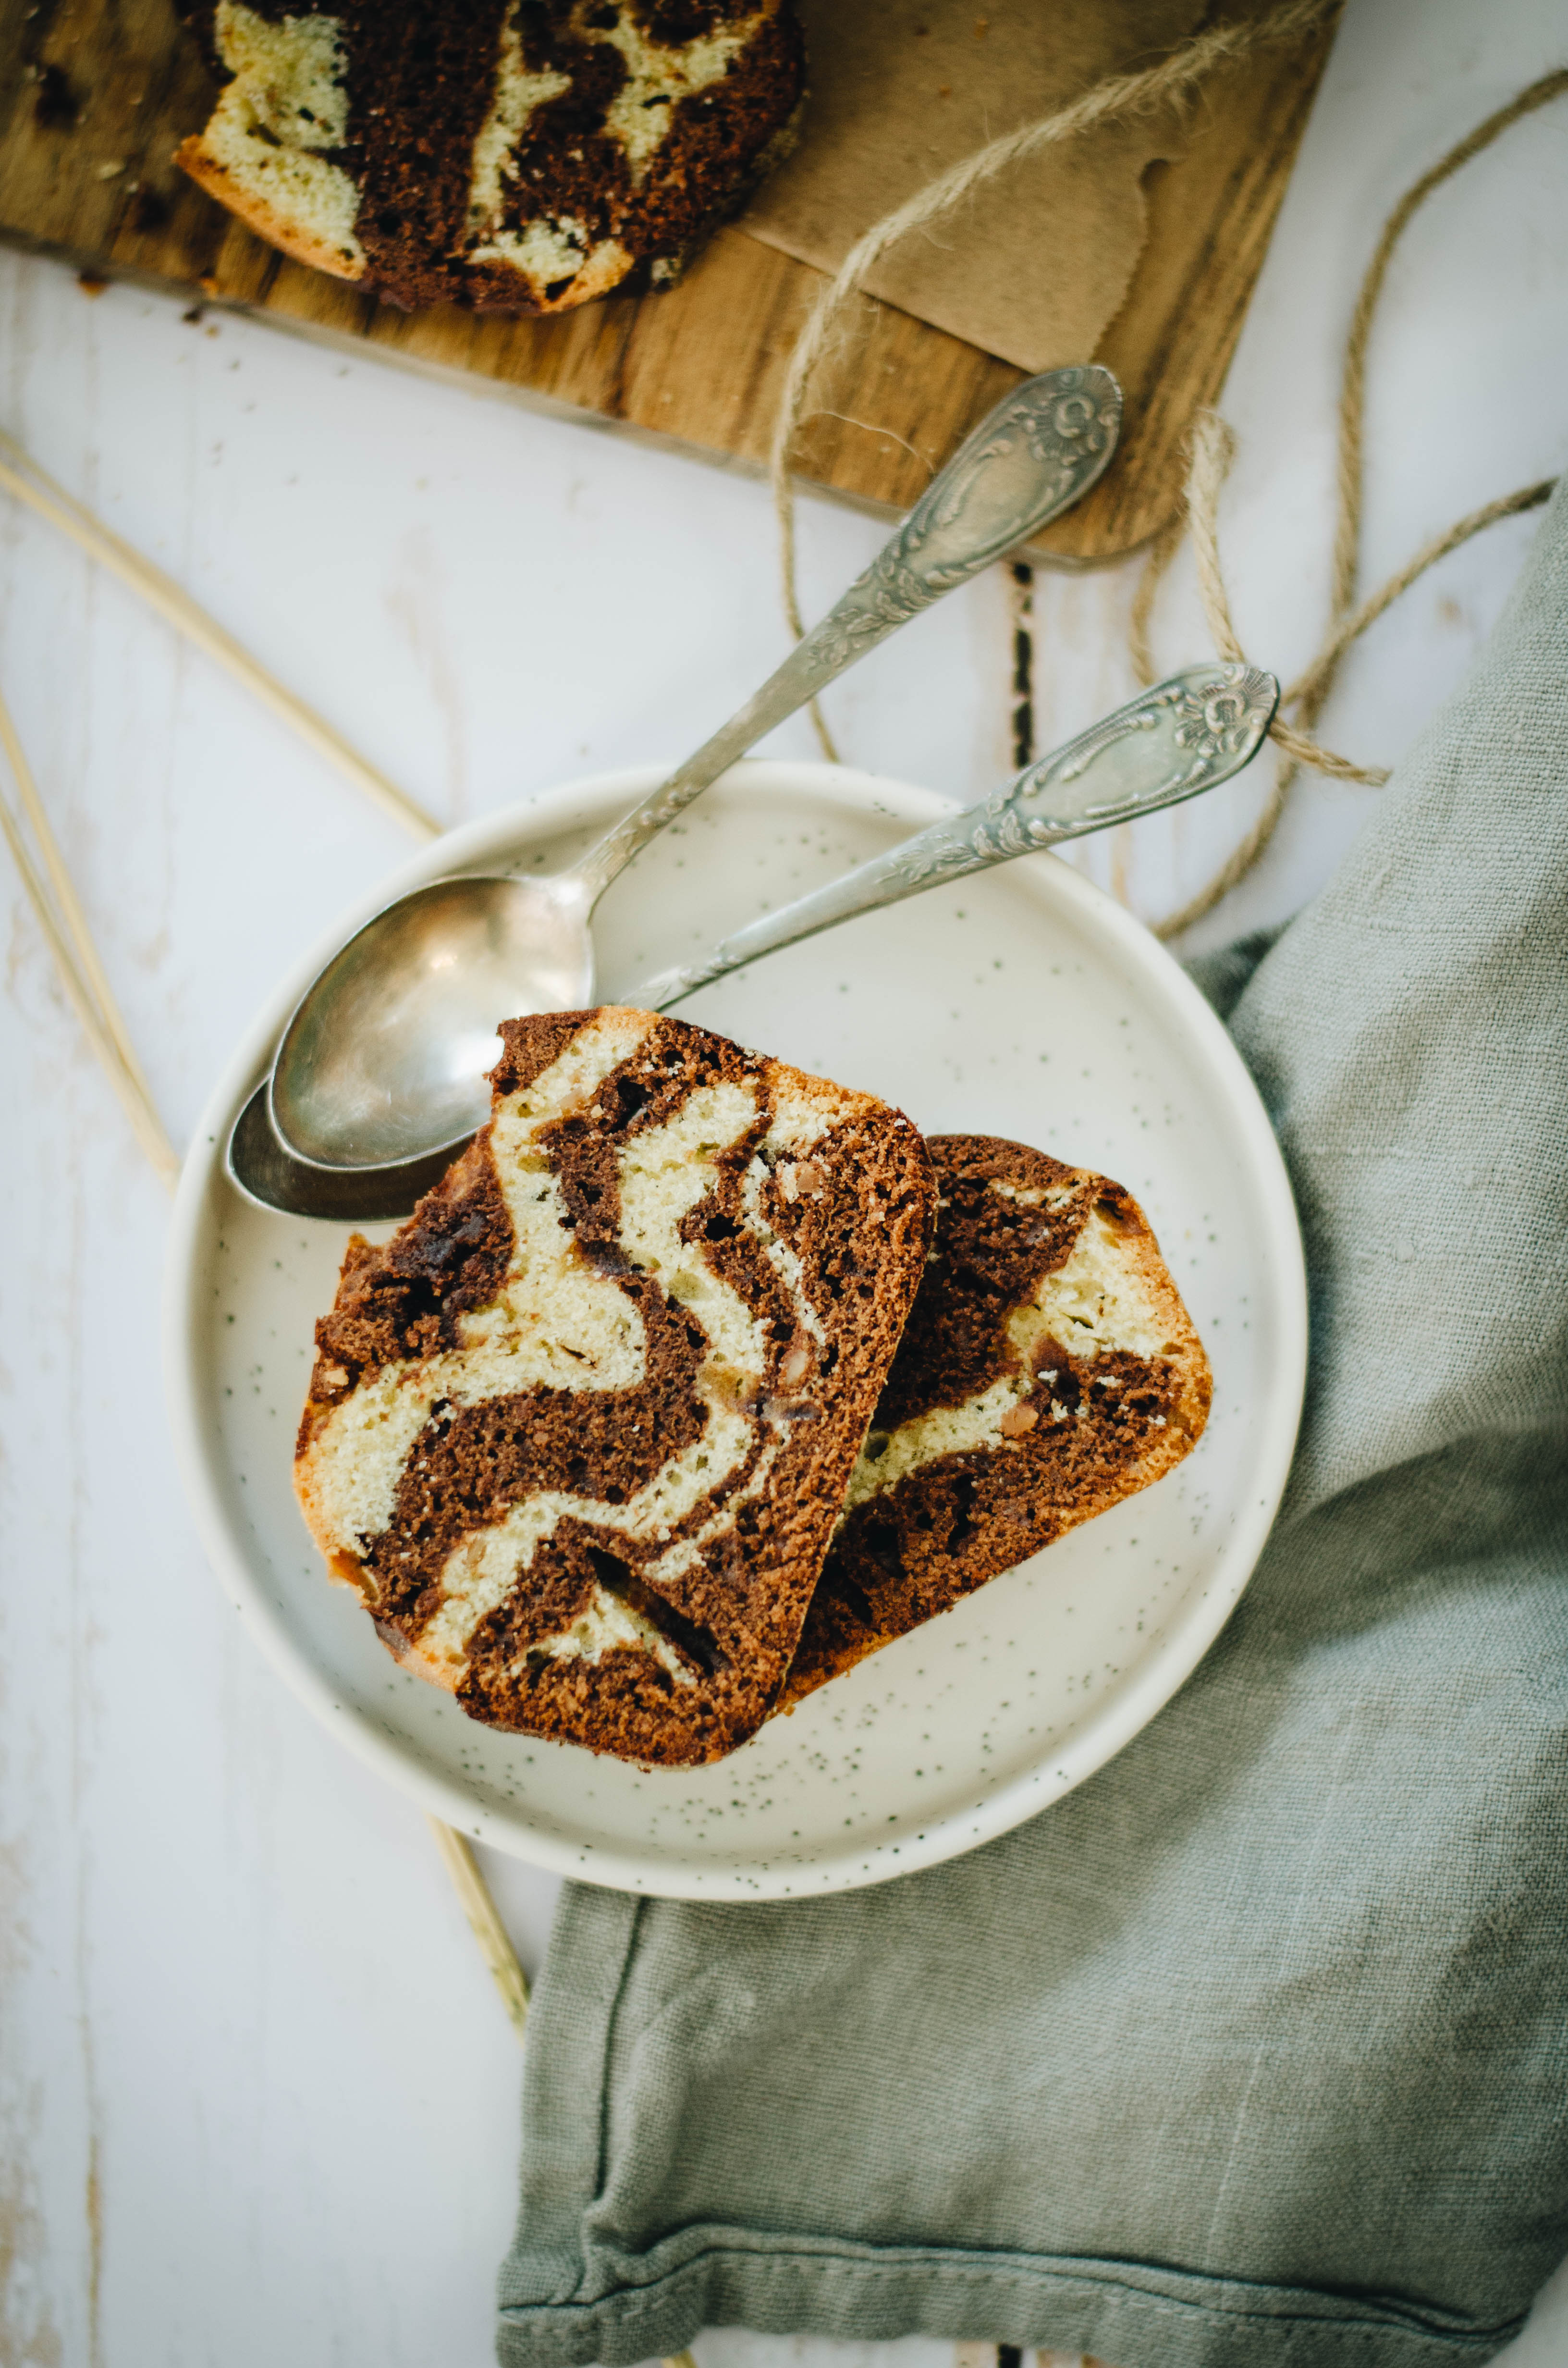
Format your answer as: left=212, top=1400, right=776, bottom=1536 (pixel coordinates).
left=1153, top=422, right=1554, bottom=935
left=771, top=0, right=1347, bottom=762
left=771, top=25, right=1565, bottom=934
left=1138, top=66, right=1567, bottom=937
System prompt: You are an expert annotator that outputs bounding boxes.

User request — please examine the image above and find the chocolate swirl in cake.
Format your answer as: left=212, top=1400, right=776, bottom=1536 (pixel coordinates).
left=176, top=0, right=806, bottom=314
left=780, top=1135, right=1213, bottom=1706
left=294, top=1009, right=934, bottom=1766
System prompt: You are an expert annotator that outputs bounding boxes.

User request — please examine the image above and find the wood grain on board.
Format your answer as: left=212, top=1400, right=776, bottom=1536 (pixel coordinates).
left=0, top=0, right=1337, bottom=564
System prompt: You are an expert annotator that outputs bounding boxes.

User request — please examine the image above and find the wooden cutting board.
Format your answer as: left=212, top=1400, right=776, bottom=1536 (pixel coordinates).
left=0, top=0, right=1336, bottom=565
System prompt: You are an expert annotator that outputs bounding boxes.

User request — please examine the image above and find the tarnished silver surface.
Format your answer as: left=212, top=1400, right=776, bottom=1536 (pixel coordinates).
left=635, top=665, right=1279, bottom=1010
left=579, top=364, right=1121, bottom=888
left=230, top=662, right=1274, bottom=1221
left=880, top=664, right=1278, bottom=886
left=268, top=872, right=593, bottom=1172
left=233, top=365, right=1121, bottom=1202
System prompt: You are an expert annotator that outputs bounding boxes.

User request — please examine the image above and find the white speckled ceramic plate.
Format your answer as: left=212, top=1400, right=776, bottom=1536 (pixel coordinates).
left=165, top=762, right=1306, bottom=1899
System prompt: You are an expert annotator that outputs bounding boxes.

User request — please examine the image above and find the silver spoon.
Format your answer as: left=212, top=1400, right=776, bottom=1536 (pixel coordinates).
left=258, top=364, right=1121, bottom=1181
left=632, top=661, right=1279, bottom=1008
left=229, top=661, right=1278, bottom=1221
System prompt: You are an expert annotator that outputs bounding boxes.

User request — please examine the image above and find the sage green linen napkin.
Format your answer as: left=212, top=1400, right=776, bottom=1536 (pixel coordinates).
left=497, top=478, right=1568, bottom=2368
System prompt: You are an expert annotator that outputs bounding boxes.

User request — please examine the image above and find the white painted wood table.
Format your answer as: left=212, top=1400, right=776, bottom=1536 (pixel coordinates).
left=4, top=2, right=1568, bottom=2361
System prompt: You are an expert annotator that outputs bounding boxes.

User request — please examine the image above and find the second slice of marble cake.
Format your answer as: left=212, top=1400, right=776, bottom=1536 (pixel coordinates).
left=294, top=1007, right=935, bottom=1766
left=780, top=1134, right=1213, bottom=1706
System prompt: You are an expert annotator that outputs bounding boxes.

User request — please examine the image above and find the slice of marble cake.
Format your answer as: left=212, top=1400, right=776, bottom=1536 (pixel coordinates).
left=294, top=1008, right=935, bottom=1766
left=174, top=1, right=806, bottom=317
left=779, top=1134, right=1212, bottom=1708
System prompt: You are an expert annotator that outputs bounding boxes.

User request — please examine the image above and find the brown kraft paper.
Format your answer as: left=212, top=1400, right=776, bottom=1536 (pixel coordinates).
left=741, top=0, right=1208, bottom=372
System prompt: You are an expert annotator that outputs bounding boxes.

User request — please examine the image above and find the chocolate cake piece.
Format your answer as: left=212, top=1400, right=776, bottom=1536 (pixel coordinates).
left=294, top=1008, right=934, bottom=1765
left=779, top=1135, right=1212, bottom=1707
left=174, top=0, right=805, bottom=314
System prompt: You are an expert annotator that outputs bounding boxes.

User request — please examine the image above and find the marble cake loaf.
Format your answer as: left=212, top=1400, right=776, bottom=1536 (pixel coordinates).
left=175, top=0, right=805, bottom=315
left=780, top=1135, right=1212, bottom=1707
left=294, top=1008, right=934, bottom=1766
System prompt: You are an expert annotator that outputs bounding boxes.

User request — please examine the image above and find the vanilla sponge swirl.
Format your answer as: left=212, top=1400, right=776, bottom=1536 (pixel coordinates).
left=294, top=1009, right=934, bottom=1766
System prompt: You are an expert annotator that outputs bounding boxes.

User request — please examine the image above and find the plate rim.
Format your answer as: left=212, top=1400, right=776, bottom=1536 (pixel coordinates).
left=163, top=759, right=1308, bottom=1899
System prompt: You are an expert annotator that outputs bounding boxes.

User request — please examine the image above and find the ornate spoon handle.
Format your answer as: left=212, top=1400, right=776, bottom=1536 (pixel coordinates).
left=635, top=665, right=1279, bottom=1008
left=574, top=364, right=1121, bottom=901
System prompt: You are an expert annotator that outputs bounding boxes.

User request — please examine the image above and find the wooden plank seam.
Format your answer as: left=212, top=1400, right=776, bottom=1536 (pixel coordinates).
left=0, top=475, right=530, bottom=2048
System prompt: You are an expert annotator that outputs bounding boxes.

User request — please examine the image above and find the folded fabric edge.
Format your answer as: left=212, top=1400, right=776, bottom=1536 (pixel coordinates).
left=495, top=2231, right=1523, bottom=2368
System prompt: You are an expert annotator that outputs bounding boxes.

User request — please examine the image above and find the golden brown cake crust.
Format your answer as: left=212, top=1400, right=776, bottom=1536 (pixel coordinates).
left=294, top=1009, right=934, bottom=1766
left=779, top=1135, right=1212, bottom=1708
left=172, top=134, right=367, bottom=281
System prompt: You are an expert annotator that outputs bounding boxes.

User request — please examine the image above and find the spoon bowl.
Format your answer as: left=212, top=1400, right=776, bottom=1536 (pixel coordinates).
left=270, top=872, right=591, bottom=1169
